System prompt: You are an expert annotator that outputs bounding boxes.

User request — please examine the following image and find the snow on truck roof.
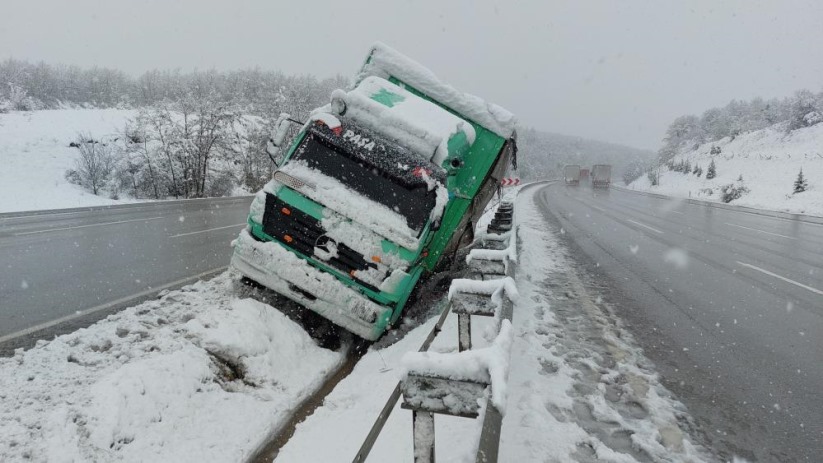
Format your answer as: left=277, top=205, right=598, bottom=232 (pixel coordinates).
left=357, top=42, right=516, bottom=139
left=341, top=76, right=475, bottom=166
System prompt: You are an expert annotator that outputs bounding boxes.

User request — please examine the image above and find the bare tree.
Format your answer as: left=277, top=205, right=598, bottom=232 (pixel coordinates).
left=70, top=133, right=115, bottom=195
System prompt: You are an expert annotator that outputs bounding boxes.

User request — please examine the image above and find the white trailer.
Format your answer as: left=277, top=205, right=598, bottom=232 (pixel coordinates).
left=592, top=164, right=612, bottom=188
left=564, top=165, right=581, bottom=185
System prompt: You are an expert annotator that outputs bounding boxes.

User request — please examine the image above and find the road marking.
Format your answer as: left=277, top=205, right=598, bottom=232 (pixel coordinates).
left=14, top=216, right=165, bottom=236
left=0, top=266, right=229, bottom=344
left=736, top=261, right=823, bottom=296
left=725, top=222, right=797, bottom=240
left=591, top=205, right=607, bottom=213
left=171, top=223, right=246, bottom=238
left=626, top=219, right=664, bottom=234
left=670, top=210, right=684, bottom=215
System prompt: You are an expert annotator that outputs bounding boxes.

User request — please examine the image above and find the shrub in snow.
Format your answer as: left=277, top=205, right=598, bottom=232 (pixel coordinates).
left=710, top=145, right=721, bottom=155
left=706, top=159, right=717, bottom=179
left=738, top=174, right=743, bottom=181
left=66, top=133, right=115, bottom=195
left=647, top=170, right=658, bottom=186
left=804, top=111, right=822, bottom=126
left=794, top=168, right=808, bottom=193
left=720, top=181, right=749, bottom=203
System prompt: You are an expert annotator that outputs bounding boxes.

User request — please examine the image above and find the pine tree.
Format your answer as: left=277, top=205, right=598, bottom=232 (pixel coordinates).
left=706, top=160, right=717, bottom=179
left=692, top=163, right=700, bottom=175
left=738, top=174, right=743, bottom=181
left=794, top=168, right=808, bottom=193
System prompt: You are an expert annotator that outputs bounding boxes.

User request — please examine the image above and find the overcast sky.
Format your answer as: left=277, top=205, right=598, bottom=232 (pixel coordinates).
left=2, top=0, right=822, bottom=149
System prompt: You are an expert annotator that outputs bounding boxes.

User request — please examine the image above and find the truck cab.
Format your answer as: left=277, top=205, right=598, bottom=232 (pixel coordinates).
left=230, top=43, right=516, bottom=340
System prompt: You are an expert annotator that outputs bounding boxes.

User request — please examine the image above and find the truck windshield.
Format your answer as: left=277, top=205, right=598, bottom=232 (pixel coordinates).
left=291, top=132, right=438, bottom=234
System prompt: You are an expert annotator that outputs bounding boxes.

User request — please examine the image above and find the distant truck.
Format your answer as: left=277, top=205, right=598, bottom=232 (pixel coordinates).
left=230, top=43, right=516, bottom=341
left=591, top=164, right=612, bottom=188
left=564, top=165, right=581, bottom=185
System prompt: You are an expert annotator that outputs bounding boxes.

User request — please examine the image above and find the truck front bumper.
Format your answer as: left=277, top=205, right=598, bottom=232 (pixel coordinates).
left=231, top=229, right=393, bottom=341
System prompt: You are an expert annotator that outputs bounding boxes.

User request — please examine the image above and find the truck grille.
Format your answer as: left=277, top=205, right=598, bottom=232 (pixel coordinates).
left=260, top=194, right=380, bottom=291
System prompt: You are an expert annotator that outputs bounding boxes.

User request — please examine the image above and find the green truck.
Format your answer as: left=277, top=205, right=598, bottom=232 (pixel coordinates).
left=230, top=43, right=516, bottom=340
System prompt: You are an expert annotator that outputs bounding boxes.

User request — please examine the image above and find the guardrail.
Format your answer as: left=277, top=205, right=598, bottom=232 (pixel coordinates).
left=352, top=200, right=519, bottom=463
left=400, top=202, right=517, bottom=463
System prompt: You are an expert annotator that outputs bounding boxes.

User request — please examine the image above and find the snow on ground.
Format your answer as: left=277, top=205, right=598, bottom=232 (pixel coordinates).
left=277, top=184, right=711, bottom=462
left=627, top=123, right=823, bottom=216
left=0, top=273, right=343, bottom=462
left=0, top=109, right=143, bottom=213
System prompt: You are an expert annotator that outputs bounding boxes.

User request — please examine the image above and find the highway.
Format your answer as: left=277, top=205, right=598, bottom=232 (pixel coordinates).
left=0, top=197, right=252, bottom=351
left=535, top=183, right=823, bottom=462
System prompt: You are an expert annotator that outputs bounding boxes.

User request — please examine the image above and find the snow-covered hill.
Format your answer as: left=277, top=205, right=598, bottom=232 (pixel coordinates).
left=627, top=122, right=823, bottom=216
left=0, top=109, right=141, bottom=213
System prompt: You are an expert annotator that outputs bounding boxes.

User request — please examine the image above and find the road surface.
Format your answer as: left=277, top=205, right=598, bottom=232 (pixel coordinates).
left=535, top=183, right=822, bottom=462
left=0, top=197, right=252, bottom=350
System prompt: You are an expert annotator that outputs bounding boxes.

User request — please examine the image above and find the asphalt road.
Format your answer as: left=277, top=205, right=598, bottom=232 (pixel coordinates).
left=0, top=197, right=252, bottom=348
left=535, top=183, right=823, bottom=462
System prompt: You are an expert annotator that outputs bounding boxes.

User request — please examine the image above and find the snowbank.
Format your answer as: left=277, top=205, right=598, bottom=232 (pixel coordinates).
left=0, top=273, right=342, bottom=462
left=628, top=123, right=823, bottom=216
left=0, top=109, right=141, bottom=213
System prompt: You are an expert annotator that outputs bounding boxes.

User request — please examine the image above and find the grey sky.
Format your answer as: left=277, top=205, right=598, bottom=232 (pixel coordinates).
left=2, top=0, right=822, bottom=149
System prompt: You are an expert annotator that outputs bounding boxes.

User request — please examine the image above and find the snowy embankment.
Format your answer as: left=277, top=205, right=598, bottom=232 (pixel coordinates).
left=0, top=109, right=142, bottom=213
left=627, top=123, right=823, bottom=216
left=0, top=274, right=343, bottom=462
left=277, top=185, right=710, bottom=462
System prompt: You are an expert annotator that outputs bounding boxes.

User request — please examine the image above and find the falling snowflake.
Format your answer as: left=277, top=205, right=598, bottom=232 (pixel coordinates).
left=663, top=248, right=689, bottom=269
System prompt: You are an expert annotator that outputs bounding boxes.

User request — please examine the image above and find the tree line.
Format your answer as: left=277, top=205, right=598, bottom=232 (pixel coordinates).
left=0, top=59, right=348, bottom=199
left=516, top=127, right=654, bottom=182
left=659, top=89, right=823, bottom=163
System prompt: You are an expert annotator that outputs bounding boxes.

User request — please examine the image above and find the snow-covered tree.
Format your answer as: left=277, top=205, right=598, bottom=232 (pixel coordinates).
left=622, top=159, right=645, bottom=185
left=706, top=160, right=717, bottom=179
left=647, top=169, right=659, bottom=186
left=67, top=134, right=115, bottom=195
left=788, top=90, right=820, bottom=131
left=794, top=169, right=808, bottom=193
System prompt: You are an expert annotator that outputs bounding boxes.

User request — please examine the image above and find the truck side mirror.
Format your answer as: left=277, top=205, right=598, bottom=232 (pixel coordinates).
left=266, top=113, right=295, bottom=166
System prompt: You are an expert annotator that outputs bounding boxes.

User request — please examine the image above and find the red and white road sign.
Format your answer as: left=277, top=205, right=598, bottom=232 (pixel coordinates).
left=500, top=178, right=521, bottom=186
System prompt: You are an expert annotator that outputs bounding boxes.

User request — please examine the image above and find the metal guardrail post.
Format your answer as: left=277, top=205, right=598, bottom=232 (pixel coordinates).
left=458, top=313, right=472, bottom=351
left=413, top=411, right=436, bottom=463
left=475, top=223, right=516, bottom=463
left=352, top=301, right=452, bottom=463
